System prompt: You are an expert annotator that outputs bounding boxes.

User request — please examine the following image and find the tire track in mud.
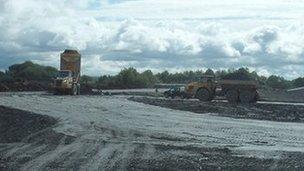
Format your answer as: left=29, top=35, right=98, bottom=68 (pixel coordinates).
left=21, top=122, right=150, bottom=171
left=126, top=143, right=158, bottom=170
left=79, top=143, right=113, bottom=170
left=80, top=121, right=207, bottom=170
left=82, top=123, right=154, bottom=170
left=21, top=141, right=82, bottom=170
left=1, top=136, right=76, bottom=170
left=44, top=141, right=102, bottom=170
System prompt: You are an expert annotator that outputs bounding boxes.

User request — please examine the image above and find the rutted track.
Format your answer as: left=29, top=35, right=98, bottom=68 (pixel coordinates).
left=1, top=92, right=304, bottom=170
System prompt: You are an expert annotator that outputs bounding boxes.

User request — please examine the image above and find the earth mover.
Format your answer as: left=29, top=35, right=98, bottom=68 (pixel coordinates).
left=53, top=49, right=81, bottom=95
left=185, top=75, right=259, bottom=103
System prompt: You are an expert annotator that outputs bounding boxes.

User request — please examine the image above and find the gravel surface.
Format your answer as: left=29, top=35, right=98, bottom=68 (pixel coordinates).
left=1, top=92, right=304, bottom=170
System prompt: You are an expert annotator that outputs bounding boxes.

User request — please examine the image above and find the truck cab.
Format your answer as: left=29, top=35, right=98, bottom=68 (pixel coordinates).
left=54, top=70, right=73, bottom=87
left=185, top=75, right=216, bottom=101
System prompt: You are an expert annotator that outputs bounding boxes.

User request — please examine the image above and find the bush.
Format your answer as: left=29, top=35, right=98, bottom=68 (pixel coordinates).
left=293, top=77, right=304, bottom=88
left=266, top=75, right=291, bottom=89
left=8, top=61, right=57, bottom=82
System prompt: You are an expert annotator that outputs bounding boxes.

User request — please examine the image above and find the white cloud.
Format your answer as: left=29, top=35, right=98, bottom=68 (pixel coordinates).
left=0, top=0, right=304, bottom=78
left=99, top=0, right=304, bottom=20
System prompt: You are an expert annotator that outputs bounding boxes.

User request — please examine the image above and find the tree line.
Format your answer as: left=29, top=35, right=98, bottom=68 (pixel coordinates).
left=84, top=67, right=304, bottom=90
left=1, top=61, right=304, bottom=90
left=0, top=61, right=57, bottom=83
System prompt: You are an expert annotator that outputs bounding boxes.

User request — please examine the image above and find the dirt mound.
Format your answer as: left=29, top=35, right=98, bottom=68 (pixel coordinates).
left=0, top=81, right=47, bottom=92
left=0, top=106, right=76, bottom=170
left=260, top=88, right=304, bottom=103
left=0, top=106, right=74, bottom=144
left=129, top=96, right=304, bottom=122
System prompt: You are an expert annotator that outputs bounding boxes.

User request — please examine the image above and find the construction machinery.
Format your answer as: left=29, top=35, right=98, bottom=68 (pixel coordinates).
left=53, top=50, right=81, bottom=95
left=164, top=87, right=188, bottom=99
left=185, top=75, right=259, bottom=103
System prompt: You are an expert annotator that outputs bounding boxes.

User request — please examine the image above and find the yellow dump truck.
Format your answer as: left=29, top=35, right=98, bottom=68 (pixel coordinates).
left=185, top=75, right=259, bottom=103
left=53, top=50, right=81, bottom=95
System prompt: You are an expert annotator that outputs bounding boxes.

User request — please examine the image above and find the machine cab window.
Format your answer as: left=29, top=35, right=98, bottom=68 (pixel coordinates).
left=57, top=70, right=71, bottom=78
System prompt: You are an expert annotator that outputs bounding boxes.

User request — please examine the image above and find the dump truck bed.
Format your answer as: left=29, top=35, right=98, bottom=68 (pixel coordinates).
left=60, top=50, right=81, bottom=75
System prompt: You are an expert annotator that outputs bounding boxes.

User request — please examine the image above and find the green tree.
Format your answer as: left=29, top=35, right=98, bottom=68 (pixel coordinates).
left=205, top=68, right=215, bottom=76
left=116, top=68, right=143, bottom=88
left=266, top=75, right=291, bottom=89
left=97, top=75, right=117, bottom=89
left=81, top=75, right=94, bottom=85
left=293, top=77, right=304, bottom=88
left=8, top=61, right=57, bottom=81
left=140, top=70, right=157, bottom=87
left=156, top=71, right=170, bottom=83
left=0, top=71, right=4, bottom=79
left=215, top=70, right=228, bottom=79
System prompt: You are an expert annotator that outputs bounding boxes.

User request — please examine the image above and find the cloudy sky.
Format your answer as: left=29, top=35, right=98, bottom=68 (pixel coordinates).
left=0, top=0, right=304, bottom=78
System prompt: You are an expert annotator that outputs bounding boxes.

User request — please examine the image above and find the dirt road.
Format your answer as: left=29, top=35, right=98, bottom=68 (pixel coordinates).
left=1, top=92, right=304, bottom=170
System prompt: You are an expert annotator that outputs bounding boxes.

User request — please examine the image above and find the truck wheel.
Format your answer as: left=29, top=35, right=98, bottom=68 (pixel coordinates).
left=54, top=91, right=59, bottom=95
left=71, top=85, right=77, bottom=95
left=77, top=85, right=81, bottom=95
left=196, top=88, right=211, bottom=102
left=181, top=93, right=186, bottom=99
left=239, top=90, right=257, bottom=103
left=226, top=89, right=239, bottom=103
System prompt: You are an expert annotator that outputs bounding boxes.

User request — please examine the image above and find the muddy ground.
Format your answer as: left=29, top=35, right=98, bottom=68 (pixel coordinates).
left=0, top=106, right=57, bottom=143
left=130, top=96, right=304, bottom=123
left=104, top=88, right=304, bottom=103
left=1, top=106, right=304, bottom=170
left=1, top=93, right=304, bottom=170
left=259, top=88, right=304, bottom=103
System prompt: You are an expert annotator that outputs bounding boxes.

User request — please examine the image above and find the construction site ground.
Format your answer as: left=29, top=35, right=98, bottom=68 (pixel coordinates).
left=1, top=91, right=304, bottom=170
left=130, top=96, right=304, bottom=123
